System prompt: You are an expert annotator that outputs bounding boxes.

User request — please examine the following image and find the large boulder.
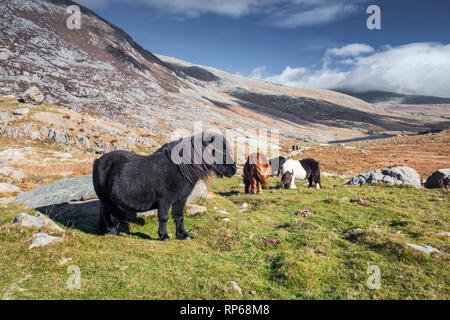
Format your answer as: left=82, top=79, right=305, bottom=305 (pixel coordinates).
left=425, top=169, right=450, bottom=189
left=22, top=86, right=44, bottom=105
left=14, top=174, right=208, bottom=209
left=346, top=165, right=421, bottom=188
left=187, top=180, right=208, bottom=203
left=15, top=175, right=95, bottom=208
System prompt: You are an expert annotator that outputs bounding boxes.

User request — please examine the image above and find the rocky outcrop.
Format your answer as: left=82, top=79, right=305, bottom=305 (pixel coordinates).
left=15, top=175, right=95, bottom=209
left=346, top=166, right=421, bottom=188
left=425, top=169, right=450, bottom=189
left=22, top=87, right=44, bottom=105
left=0, top=147, right=34, bottom=161
left=0, top=122, right=160, bottom=154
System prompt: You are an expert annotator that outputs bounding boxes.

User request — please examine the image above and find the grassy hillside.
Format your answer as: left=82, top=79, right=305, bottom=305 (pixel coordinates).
left=1, top=175, right=448, bottom=300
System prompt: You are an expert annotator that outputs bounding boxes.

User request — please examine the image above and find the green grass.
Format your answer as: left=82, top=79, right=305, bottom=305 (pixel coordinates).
left=0, top=176, right=448, bottom=300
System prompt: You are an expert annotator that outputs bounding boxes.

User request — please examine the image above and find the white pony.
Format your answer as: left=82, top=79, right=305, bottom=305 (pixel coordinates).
left=281, top=158, right=321, bottom=190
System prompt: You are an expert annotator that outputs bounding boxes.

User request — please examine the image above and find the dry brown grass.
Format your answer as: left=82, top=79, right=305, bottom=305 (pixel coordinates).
left=299, top=132, right=450, bottom=178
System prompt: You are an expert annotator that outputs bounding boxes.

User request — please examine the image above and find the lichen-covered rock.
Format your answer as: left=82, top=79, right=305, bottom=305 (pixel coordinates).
left=23, top=87, right=44, bottom=105
left=346, top=166, right=421, bottom=188
left=425, top=169, right=450, bottom=189
left=14, top=175, right=94, bottom=208
left=13, top=212, right=65, bottom=233
left=29, top=233, right=63, bottom=249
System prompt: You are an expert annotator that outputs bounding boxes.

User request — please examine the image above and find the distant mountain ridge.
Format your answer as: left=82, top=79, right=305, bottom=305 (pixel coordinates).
left=0, top=0, right=446, bottom=143
left=336, top=90, right=450, bottom=105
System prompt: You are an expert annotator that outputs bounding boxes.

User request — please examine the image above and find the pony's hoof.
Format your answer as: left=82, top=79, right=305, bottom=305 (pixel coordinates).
left=106, top=226, right=119, bottom=236
left=159, top=235, right=170, bottom=241
left=176, top=233, right=192, bottom=240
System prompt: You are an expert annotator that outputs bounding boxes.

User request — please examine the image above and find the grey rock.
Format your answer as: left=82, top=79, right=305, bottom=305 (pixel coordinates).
left=0, top=147, right=34, bottom=161
left=186, top=204, right=207, bottom=216
left=0, top=182, right=20, bottom=193
left=406, top=243, right=440, bottom=255
left=53, top=152, right=72, bottom=158
left=346, top=166, right=421, bottom=188
left=186, top=180, right=208, bottom=203
left=0, top=167, right=24, bottom=180
left=15, top=175, right=94, bottom=208
left=48, top=128, right=71, bottom=144
left=13, top=107, right=29, bottom=115
left=239, top=203, right=248, bottom=208
left=23, top=87, right=44, bottom=105
left=0, top=112, right=12, bottom=123
left=425, top=169, right=450, bottom=189
left=437, top=232, right=450, bottom=236
left=217, top=209, right=230, bottom=215
left=13, top=212, right=65, bottom=233
left=29, top=233, right=63, bottom=249
left=75, top=134, right=91, bottom=149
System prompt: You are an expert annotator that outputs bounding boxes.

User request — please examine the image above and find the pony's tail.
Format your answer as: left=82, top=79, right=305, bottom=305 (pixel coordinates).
left=255, top=163, right=270, bottom=189
left=314, top=162, right=321, bottom=189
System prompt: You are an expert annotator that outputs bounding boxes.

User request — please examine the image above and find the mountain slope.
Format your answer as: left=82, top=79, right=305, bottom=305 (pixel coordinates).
left=0, top=0, right=445, bottom=143
left=336, top=90, right=450, bottom=105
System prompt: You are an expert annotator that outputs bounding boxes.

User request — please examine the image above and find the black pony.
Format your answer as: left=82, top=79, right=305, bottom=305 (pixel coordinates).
left=92, top=131, right=236, bottom=241
left=269, top=156, right=286, bottom=176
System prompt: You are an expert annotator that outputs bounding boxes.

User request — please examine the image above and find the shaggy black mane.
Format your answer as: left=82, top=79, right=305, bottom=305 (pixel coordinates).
left=159, top=133, right=227, bottom=185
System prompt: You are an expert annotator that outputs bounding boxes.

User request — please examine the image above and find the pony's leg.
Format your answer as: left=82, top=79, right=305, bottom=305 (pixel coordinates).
left=251, top=180, right=256, bottom=194
left=257, top=181, right=263, bottom=194
left=172, top=198, right=191, bottom=240
left=98, top=201, right=119, bottom=235
left=290, top=177, right=296, bottom=189
left=314, top=172, right=321, bottom=189
left=244, top=180, right=251, bottom=194
left=157, top=203, right=170, bottom=241
left=308, top=176, right=313, bottom=188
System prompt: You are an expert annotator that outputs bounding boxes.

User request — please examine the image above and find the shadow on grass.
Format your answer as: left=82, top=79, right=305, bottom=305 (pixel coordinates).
left=36, top=200, right=156, bottom=240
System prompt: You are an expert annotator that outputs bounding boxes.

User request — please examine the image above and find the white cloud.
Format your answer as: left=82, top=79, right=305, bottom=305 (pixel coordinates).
left=271, top=3, right=358, bottom=28
left=75, top=0, right=368, bottom=26
left=326, top=43, right=374, bottom=57
left=249, top=66, right=267, bottom=79
left=257, top=43, right=450, bottom=97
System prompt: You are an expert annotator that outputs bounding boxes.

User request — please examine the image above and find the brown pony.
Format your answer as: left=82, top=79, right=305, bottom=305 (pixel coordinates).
left=243, top=153, right=272, bottom=194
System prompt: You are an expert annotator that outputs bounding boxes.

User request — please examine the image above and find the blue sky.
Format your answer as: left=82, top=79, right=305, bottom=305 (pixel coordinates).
left=77, top=0, right=450, bottom=97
